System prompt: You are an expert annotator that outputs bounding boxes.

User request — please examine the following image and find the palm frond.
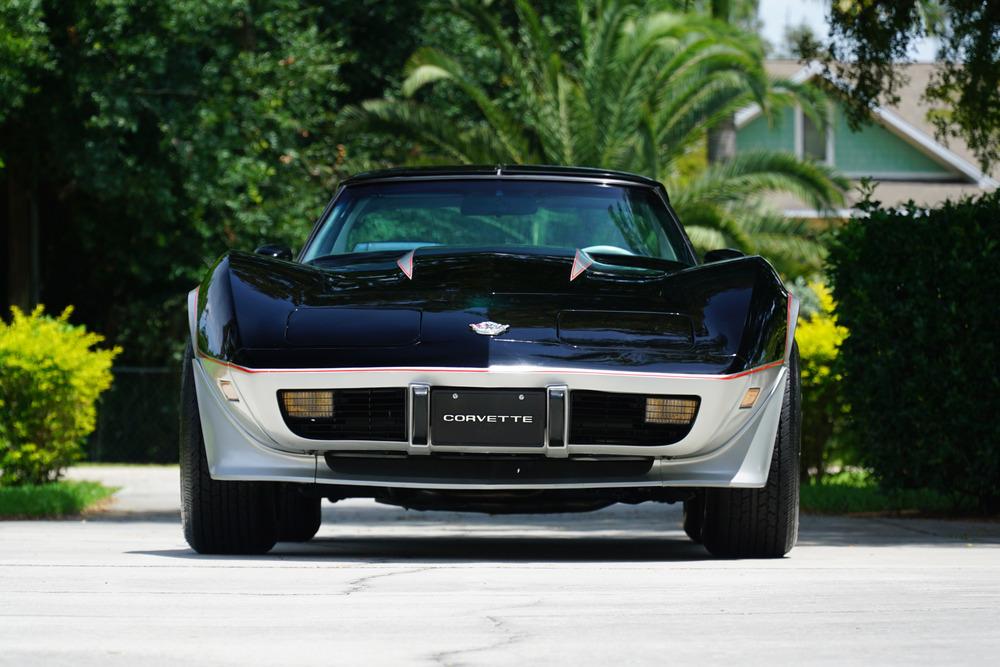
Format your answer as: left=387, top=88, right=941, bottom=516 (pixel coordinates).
left=341, top=101, right=518, bottom=165
left=355, top=2, right=849, bottom=277
left=674, top=150, right=848, bottom=213
left=402, top=47, right=532, bottom=162
left=735, top=207, right=828, bottom=274
left=769, top=77, right=831, bottom=131
left=683, top=225, right=728, bottom=254
left=679, top=202, right=828, bottom=275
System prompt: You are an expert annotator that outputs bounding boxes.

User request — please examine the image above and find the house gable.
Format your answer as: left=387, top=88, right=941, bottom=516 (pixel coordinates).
left=735, top=62, right=997, bottom=189
left=829, top=102, right=959, bottom=179
left=737, top=98, right=961, bottom=181
left=736, top=107, right=796, bottom=153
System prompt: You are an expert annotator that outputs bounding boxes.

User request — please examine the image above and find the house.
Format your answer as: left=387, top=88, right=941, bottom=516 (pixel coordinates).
left=735, top=60, right=999, bottom=217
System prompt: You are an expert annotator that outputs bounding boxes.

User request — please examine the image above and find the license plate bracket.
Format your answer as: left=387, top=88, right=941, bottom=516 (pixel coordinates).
left=431, top=389, right=546, bottom=446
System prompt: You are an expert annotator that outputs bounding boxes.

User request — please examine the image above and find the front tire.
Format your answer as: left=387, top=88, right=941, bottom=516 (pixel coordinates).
left=180, top=344, right=278, bottom=555
left=276, top=486, right=322, bottom=542
left=701, top=344, right=801, bottom=558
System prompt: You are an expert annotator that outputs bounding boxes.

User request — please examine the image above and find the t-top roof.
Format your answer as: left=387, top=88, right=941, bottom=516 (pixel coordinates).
left=341, top=164, right=665, bottom=188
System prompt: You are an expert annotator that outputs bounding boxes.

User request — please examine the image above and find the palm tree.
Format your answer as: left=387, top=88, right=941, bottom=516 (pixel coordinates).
left=348, top=0, right=847, bottom=274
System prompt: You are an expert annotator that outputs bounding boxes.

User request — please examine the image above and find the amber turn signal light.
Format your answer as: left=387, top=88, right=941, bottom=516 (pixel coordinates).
left=218, top=379, right=240, bottom=402
left=644, top=397, right=698, bottom=425
left=280, top=390, right=334, bottom=419
left=739, top=387, right=761, bottom=409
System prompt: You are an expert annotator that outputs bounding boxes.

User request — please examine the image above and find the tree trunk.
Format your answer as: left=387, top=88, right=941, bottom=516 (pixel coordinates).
left=707, top=115, right=737, bottom=164
left=707, top=0, right=736, bottom=165
left=710, top=0, right=730, bottom=20
left=6, top=165, right=40, bottom=311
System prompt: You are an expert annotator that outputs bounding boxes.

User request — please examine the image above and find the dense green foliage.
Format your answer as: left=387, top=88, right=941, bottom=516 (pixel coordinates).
left=0, top=0, right=52, bottom=128
left=798, top=0, right=1000, bottom=172
left=0, top=307, right=120, bottom=485
left=1, top=0, right=350, bottom=362
left=353, top=0, right=847, bottom=275
left=828, top=191, right=1000, bottom=511
left=0, top=479, right=116, bottom=518
left=799, top=470, right=956, bottom=515
left=794, top=281, right=848, bottom=480
left=87, top=367, right=180, bottom=463
left=0, top=0, right=591, bottom=364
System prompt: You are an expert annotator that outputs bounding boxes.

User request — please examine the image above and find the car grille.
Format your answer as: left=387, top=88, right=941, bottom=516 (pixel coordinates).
left=569, top=390, right=698, bottom=446
left=278, top=388, right=407, bottom=441
left=323, top=453, right=655, bottom=480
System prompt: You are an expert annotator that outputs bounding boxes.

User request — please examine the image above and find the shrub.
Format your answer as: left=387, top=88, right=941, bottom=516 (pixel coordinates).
left=794, top=281, right=849, bottom=480
left=0, top=306, right=120, bottom=485
left=828, top=191, right=1000, bottom=511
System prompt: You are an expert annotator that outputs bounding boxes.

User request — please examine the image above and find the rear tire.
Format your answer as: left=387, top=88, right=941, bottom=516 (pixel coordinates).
left=180, top=344, right=278, bottom=555
left=683, top=493, right=704, bottom=543
left=276, top=486, right=322, bottom=542
left=701, top=344, right=801, bottom=558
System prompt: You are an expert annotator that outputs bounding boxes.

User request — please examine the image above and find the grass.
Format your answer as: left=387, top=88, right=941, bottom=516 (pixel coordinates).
left=801, top=469, right=957, bottom=515
left=75, top=462, right=177, bottom=467
left=0, top=480, right=118, bottom=519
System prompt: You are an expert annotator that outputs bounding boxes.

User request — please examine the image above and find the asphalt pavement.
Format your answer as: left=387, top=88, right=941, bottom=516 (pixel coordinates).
left=1, top=465, right=998, bottom=666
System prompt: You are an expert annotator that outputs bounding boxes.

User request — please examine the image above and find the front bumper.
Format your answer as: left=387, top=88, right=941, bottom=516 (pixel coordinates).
left=192, top=355, right=787, bottom=490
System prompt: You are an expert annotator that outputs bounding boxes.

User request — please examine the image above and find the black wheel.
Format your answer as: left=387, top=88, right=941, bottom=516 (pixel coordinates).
left=180, top=344, right=278, bottom=555
left=276, top=485, right=322, bottom=542
left=701, top=343, right=801, bottom=558
left=682, top=492, right=704, bottom=543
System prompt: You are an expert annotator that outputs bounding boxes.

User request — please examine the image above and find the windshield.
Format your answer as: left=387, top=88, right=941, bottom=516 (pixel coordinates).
left=301, top=179, right=692, bottom=264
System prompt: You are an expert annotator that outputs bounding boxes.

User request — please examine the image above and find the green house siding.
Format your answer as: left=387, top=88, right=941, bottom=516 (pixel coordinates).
left=735, top=106, right=795, bottom=153
left=735, top=100, right=959, bottom=179
left=831, top=106, right=952, bottom=177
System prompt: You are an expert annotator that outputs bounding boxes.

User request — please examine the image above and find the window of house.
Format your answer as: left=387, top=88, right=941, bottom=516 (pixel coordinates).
left=800, top=109, right=831, bottom=163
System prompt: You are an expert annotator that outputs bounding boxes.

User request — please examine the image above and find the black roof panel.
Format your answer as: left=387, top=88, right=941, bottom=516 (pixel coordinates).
left=341, top=164, right=664, bottom=188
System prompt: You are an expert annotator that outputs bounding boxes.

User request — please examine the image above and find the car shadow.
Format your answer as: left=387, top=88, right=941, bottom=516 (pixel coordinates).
left=82, top=510, right=181, bottom=523
left=117, top=500, right=1000, bottom=563
left=131, top=533, right=715, bottom=563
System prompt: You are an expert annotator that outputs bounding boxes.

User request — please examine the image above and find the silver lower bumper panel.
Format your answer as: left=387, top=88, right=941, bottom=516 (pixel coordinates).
left=193, top=358, right=785, bottom=490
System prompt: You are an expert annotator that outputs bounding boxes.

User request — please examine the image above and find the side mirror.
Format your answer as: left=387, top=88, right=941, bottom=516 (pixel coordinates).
left=704, top=248, right=745, bottom=263
left=254, top=244, right=293, bottom=261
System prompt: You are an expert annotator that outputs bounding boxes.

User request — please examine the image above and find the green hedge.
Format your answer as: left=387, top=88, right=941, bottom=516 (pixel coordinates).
left=87, top=367, right=181, bottom=463
left=828, top=191, right=1000, bottom=511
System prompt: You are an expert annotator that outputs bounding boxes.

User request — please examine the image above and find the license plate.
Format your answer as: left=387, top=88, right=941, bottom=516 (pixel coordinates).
left=431, top=389, right=546, bottom=446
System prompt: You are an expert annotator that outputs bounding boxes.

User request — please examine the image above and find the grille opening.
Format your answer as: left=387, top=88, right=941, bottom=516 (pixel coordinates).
left=278, top=388, right=407, bottom=441
left=323, top=452, right=654, bottom=480
left=569, top=391, right=699, bottom=446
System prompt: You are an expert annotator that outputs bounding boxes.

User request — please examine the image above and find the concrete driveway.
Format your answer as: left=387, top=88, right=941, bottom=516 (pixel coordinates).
left=1, top=465, right=998, bottom=666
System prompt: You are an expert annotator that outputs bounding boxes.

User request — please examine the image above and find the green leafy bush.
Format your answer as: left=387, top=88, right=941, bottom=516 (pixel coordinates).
left=0, top=306, right=120, bottom=485
left=828, top=191, right=1000, bottom=511
left=794, top=281, right=849, bottom=479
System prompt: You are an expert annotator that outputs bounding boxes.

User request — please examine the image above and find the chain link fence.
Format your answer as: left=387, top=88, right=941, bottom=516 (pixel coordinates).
left=87, top=366, right=182, bottom=463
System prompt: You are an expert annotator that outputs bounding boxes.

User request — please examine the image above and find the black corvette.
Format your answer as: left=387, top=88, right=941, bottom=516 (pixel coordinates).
left=182, top=165, right=800, bottom=557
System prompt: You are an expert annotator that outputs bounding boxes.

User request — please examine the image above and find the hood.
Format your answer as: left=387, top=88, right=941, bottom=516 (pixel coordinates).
left=195, top=249, right=788, bottom=375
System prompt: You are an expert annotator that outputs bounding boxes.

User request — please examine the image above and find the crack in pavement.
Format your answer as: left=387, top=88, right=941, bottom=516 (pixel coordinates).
left=428, top=599, right=540, bottom=666
left=343, top=566, right=435, bottom=596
